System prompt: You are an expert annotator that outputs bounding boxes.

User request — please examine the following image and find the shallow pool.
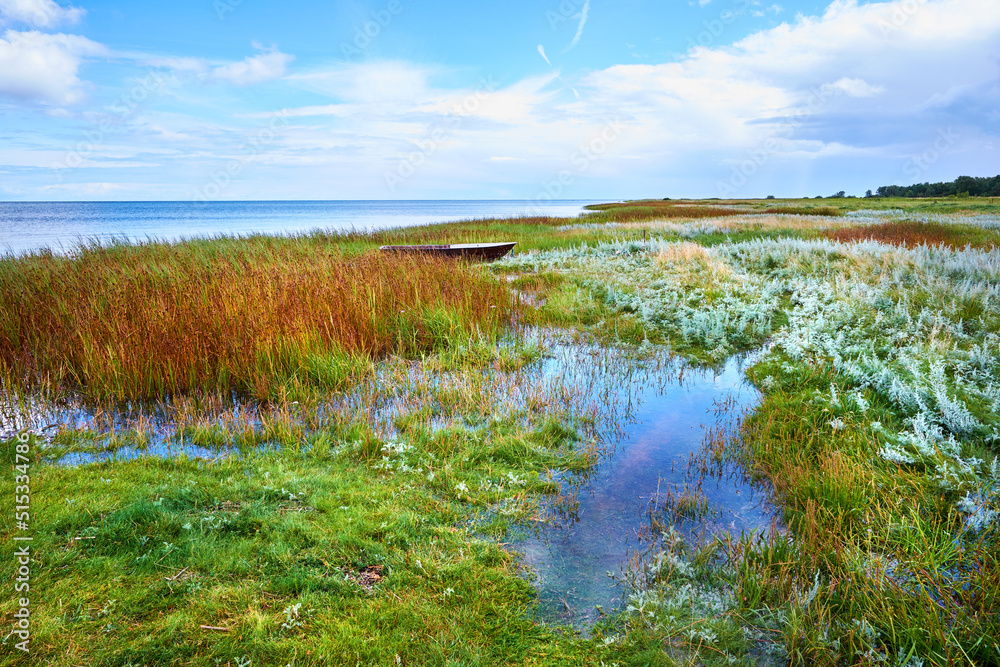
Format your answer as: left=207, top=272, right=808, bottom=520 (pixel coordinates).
left=514, top=347, right=778, bottom=628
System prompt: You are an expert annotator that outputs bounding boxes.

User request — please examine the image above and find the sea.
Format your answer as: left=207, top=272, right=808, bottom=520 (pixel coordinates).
left=0, top=199, right=603, bottom=256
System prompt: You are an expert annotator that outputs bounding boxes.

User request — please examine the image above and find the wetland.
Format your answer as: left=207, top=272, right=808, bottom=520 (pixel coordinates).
left=2, top=197, right=999, bottom=666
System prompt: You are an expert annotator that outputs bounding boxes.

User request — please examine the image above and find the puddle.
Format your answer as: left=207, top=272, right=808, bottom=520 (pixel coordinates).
left=0, top=330, right=669, bottom=467
left=1, top=329, right=780, bottom=631
left=514, top=349, right=778, bottom=629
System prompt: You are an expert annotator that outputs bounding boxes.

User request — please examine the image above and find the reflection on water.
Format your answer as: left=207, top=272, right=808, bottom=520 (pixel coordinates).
left=1, top=327, right=779, bottom=632
left=515, top=350, right=777, bottom=629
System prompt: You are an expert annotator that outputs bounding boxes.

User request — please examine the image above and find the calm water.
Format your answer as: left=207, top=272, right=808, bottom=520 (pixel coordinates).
left=0, top=199, right=602, bottom=256
left=1, top=314, right=775, bottom=630
left=517, top=348, right=776, bottom=628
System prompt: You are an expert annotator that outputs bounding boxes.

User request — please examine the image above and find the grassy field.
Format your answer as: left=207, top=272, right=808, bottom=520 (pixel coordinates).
left=1, top=198, right=999, bottom=666
left=0, top=239, right=516, bottom=402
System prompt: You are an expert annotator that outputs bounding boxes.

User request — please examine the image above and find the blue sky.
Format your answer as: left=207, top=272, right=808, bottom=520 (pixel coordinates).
left=0, top=0, right=997, bottom=200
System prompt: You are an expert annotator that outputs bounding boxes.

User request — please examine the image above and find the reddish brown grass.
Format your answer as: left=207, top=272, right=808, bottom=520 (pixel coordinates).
left=763, top=205, right=843, bottom=217
left=586, top=200, right=747, bottom=222
left=0, top=238, right=516, bottom=401
left=825, top=220, right=997, bottom=249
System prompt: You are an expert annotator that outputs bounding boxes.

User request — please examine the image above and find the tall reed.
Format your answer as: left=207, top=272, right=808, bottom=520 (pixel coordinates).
left=0, top=235, right=516, bottom=401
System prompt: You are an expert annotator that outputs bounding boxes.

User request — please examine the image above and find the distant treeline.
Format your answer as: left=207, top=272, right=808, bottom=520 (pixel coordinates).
left=874, top=174, right=1000, bottom=198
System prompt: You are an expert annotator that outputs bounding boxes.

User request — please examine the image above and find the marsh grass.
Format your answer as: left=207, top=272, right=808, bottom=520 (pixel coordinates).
left=726, top=374, right=1000, bottom=665
left=0, top=238, right=515, bottom=402
left=622, top=213, right=852, bottom=236
left=0, top=430, right=595, bottom=666
left=0, top=327, right=686, bottom=666
left=330, top=201, right=758, bottom=259
left=4, top=198, right=1000, bottom=666
left=762, top=205, right=844, bottom=217
left=496, top=205, right=1000, bottom=665
left=585, top=200, right=751, bottom=222
left=826, top=219, right=1000, bottom=249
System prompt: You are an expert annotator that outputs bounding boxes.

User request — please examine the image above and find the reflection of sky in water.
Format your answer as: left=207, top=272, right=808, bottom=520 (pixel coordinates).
left=1, top=328, right=778, bottom=631
left=54, top=441, right=236, bottom=467
left=516, top=353, right=778, bottom=629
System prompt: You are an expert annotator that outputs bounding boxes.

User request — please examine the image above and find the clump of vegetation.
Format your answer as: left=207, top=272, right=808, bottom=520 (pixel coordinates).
left=763, top=205, right=843, bottom=216
left=0, top=413, right=598, bottom=666
left=875, top=173, right=1000, bottom=198
left=826, top=219, right=998, bottom=249
left=0, top=238, right=515, bottom=401
left=586, top=200, right=749, bottom=222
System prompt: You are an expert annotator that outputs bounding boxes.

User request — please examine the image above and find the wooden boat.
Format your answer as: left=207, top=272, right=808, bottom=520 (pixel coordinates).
left=378, top=242, right=517, bottom=262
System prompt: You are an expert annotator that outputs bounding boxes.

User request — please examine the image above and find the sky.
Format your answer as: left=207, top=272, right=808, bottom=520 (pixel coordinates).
left=0, top=0, right=997, bottom=201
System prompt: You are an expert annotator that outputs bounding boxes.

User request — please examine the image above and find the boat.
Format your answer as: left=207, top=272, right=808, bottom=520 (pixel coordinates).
left=378, top=242, right=517, bottom=262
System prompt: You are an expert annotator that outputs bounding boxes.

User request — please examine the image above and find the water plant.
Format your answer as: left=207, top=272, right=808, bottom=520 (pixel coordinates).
left=0, top=239, right=516, bottom=402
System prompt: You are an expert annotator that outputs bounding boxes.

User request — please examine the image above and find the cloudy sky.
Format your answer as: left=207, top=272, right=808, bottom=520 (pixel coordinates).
left=0, top=0, right=997, bottom=200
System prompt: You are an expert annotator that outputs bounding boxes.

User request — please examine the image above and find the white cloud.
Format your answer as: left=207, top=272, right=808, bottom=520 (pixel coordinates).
left=246, top=104, right=353, bottom=119
left=140, top=44, right=295, bottom=87
left=39, top=182, right=126, bottom=195
left=821, top=77, right=883, bottom=97
left=8, top=0, right=1000, bottom=199
left=210, top=44, right=293, bottom=86
left=0, top=0, right=83, bottom=28
left=564, top=0, right=590, bottom=52
left=0, top=29, right=105, bottom=104
left=537, top=44, right=552, bottom=67
left=282, top=62, right=560, bottom=128
left=577, top=0, right=1000, bottom=155
left=290, top=61, right=432, bottom=103
left=176, top=0, right=998, bottom=198
left=143, top=55, right=207, bottom=74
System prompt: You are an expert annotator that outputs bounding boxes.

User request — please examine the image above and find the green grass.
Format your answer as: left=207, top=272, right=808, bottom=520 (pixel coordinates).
left=3, top=196, right=1000, bottom=666
left=0, top=409, right=603, bottom=666
left=721, top=195, right=1000, bottom=215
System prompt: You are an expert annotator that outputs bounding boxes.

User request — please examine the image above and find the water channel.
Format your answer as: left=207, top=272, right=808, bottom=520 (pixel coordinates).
left=514, top=344, right=779, bottom=628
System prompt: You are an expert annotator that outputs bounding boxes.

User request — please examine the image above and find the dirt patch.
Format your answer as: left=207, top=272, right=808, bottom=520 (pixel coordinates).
left=346, top=564, right=385, bottom=592
left=209, top=500, right=242, bottom=513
